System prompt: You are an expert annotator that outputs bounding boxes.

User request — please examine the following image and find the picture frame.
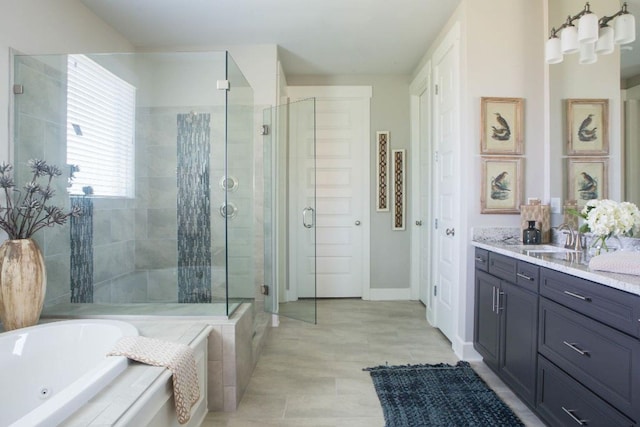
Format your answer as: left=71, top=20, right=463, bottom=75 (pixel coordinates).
left=392, top=149, right=406, bottom=230
left=566, top=98, right=609, bottom=155
left=567, top=157, right=608, bottom=207
left=376, top=131, right=390, bottom=211
left=480, top=97, right=524, bottom=154
left=480, top=157, right=523, bottom=214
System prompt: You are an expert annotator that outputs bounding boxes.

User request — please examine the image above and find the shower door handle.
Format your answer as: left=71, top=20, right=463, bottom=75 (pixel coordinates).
left=302, top=207, right=315, bottom=228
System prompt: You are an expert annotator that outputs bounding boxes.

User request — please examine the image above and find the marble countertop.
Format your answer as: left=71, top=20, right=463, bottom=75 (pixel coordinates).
left=472, top=240, right=640, bottom=297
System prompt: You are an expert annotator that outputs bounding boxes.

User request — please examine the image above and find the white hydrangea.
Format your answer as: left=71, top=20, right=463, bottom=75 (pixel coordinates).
left=580, top=199, right=640, bottom=238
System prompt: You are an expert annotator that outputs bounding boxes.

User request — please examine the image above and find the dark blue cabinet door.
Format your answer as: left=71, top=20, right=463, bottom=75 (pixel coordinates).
left=500, top=280, right=538, bottom=406
left=474, top=269, right=500, bottom=370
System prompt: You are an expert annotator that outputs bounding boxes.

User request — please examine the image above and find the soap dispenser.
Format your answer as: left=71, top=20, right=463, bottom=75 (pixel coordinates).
left=523, top=220, right=541, bottom=245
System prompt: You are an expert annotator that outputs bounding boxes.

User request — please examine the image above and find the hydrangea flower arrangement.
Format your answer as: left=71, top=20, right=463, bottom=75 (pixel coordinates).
left=576, top=199, right=640, bottom=252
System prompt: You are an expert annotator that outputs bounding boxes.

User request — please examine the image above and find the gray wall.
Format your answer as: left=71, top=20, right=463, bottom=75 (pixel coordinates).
left=286, top=74, right=411, bottom=290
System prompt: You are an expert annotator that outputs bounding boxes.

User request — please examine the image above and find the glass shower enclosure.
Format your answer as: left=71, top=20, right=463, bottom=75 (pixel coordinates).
left=263, top=98, right=317, bottom=324
left=11, top=51, right=254, bottom=317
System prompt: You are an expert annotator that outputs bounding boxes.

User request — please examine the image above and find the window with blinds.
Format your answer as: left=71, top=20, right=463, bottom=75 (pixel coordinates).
left=67, top=54, right=135, bottom=198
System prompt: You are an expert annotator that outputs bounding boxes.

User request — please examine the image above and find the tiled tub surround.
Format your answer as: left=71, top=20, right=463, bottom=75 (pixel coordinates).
left=41, top=302, right=269, bottom=419
left=59, top=321, right=210, bottom=427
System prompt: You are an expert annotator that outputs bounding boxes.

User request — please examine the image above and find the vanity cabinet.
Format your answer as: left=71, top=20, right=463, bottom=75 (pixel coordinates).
left=474, top=250, right=539, bottom=406
left=474, top=247, right=640, bottom=426
left=538, top=268, right=640, bottom=425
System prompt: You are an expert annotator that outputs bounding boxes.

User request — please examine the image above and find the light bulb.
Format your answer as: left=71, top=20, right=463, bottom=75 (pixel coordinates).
left=579, top=42, right=597, bottom=64
left=578, top=12, right=599, bottom=43
left=545, top=37, right=563, bottom=64
left=561, top=25, right=579, bottom=54
left=615, top=13, right=636, bottom=44
left=595, top=25, right=614, bottom=54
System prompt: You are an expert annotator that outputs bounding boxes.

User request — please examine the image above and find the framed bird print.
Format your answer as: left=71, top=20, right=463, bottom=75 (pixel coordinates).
left=566, top=98, right=609, bottom=155
left=480, top=157, right=523, bottom=214
left=480, top=97, right=524, bottom=154
left=567, top=158, right=608, bottom=207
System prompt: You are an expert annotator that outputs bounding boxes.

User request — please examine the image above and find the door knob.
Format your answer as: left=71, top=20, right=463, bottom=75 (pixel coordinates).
left=355, top=220, right=361, bottom=226
left=446, top=228, right=455, bottom=236
left=415, top=220, right=423, bottom=226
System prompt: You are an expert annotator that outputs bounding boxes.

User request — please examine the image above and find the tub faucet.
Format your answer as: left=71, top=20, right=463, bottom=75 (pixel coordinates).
left=556, top=223, right=575, bottom=249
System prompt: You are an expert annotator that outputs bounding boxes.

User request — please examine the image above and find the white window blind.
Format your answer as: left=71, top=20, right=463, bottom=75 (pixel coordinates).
left=67, top=54, right=135, bottom=198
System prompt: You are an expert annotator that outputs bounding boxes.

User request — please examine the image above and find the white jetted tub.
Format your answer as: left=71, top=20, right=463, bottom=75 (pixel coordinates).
left=0, top=319, right=138, bottom=427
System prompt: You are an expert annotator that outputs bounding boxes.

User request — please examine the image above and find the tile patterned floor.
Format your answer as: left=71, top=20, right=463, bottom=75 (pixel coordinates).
left=201, top=299, right=545, bottom=427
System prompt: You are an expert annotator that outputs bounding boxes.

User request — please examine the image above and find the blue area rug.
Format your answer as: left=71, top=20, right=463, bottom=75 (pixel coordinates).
left=364, top=361, right=524, bottom=427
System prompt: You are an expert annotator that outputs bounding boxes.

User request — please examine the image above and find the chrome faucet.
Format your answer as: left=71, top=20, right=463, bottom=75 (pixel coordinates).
left=556, top=223, right=575, bottom=249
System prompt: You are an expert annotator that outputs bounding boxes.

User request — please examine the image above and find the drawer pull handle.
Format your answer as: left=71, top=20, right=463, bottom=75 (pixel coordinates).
left=516, top=272, right=534, bottom=281
left=475, top=257, right=486, bottom=263
left=563, top=290, right=592, bottom=302
left=496, top=291, right=505, bottom=312
left=561, top=407, right=587, bottom=425
left=563, top=341, right=590, bottom=357
left=492, top=286, right=497, bottom=313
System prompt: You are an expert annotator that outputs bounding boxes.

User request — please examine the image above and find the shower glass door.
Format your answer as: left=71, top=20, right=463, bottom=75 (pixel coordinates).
left=263, top=98, right=316, bottom=324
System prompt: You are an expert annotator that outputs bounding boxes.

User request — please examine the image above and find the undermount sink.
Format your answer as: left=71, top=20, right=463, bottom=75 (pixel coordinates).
left=512, top=244, right=581, bottom=253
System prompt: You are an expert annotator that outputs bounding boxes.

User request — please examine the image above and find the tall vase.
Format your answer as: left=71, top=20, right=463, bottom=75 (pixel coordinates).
left=0, top=239, right=47, bottom=331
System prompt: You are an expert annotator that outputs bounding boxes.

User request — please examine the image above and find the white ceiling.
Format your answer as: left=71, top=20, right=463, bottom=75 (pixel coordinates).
left=80, top=0, right=640, bottom=78
left=79, top=0, right=461, bottom=76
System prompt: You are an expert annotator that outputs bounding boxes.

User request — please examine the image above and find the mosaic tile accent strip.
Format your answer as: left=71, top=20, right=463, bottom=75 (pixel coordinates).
left=70, top=196, right=94, bottom=303
left=376, top=131, right=390, bottom=211
left=177, top=113, right=212, bottom=303
left=392, top=149, right=406, bottom=231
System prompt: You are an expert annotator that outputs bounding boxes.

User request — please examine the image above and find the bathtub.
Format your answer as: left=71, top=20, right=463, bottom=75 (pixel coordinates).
left=0, top=319, right=138, bottom=427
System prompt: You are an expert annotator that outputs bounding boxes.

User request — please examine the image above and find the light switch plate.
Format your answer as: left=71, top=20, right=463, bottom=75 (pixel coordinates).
left=550, top=197, right=561, bottom=214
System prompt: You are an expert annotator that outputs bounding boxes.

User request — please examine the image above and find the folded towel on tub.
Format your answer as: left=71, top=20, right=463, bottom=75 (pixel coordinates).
left=589, top=251, right=640, bottom=276
left=107, top=336, right=200, bottom=424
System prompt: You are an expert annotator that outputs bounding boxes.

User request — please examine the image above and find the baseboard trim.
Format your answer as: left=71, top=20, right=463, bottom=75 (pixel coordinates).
left=367, top=288, right=412, bottom=301
left=453, top=338, right=482, bottom=361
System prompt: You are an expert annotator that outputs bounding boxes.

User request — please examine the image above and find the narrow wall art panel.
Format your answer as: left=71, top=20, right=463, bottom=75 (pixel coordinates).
left=376, top=131, right=390, bottom=211
left=392, top=149, right=406, bottom=230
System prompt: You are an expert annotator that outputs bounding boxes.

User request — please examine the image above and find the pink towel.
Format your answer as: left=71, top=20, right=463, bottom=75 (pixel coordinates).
left=108, top=336, right=200, bottom=424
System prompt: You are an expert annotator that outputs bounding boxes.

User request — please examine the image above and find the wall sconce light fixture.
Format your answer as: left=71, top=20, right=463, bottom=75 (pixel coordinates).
left=546, top=2, right=635, bottom=64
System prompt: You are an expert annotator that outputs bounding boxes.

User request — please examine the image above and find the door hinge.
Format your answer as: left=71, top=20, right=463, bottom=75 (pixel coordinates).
left=435, top=84, right=439, bottom=95
left=434, top=285, right=438, bottom=296
left=435, top=218, right=439, bottom=229
left=434, top=150, right=439, bottom=162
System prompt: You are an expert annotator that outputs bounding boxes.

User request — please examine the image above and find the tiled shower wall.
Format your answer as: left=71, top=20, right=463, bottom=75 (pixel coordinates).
left=13, top=55, right=257, bottom=307
left=13, top=56, right=138, bottom=306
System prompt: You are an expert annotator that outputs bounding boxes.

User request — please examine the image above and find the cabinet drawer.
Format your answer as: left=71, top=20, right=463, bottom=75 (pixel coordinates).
left=474, top=248, right=489, bottom=272
left=515, top=261, right=539, bottom=292
left=537, top=356, right=633, bottom=427
left=488, top=252, right=516, bottom=282
left=540, top=268, right=640, bottom=337
left=539, top=298, right=640, bottom=421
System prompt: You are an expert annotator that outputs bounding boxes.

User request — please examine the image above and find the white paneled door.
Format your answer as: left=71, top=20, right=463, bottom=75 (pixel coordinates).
left=289, top=86, right=371, bottom=299
left=432, top=26, right=461, bottom=343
